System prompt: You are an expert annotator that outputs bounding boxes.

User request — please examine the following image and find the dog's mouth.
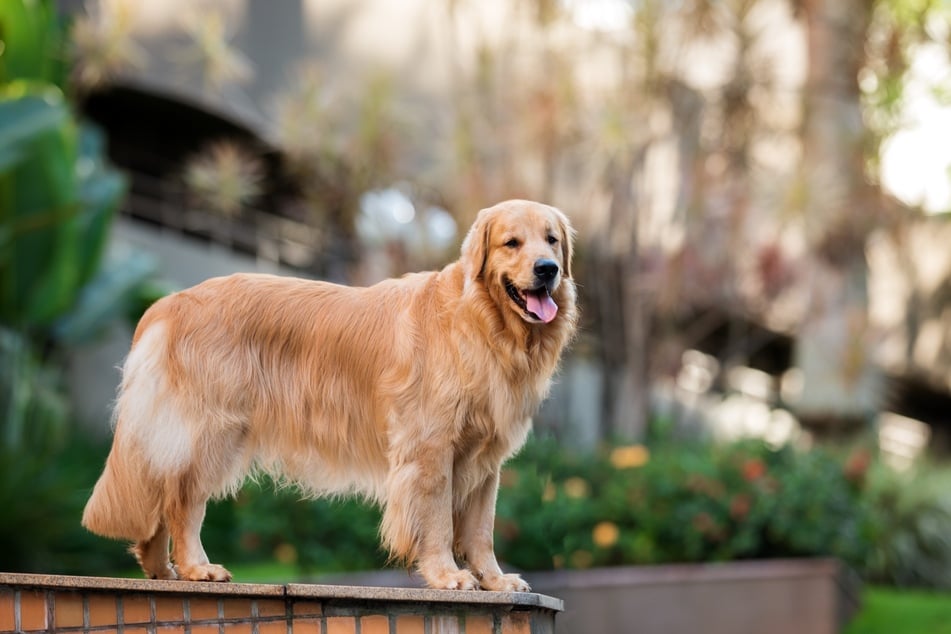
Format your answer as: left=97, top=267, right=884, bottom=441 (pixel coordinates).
left=505, top=278, right=559, bottom=324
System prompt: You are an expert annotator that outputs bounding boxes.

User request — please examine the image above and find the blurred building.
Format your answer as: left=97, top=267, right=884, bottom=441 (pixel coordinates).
left=61, top=0, right=951, bottom=461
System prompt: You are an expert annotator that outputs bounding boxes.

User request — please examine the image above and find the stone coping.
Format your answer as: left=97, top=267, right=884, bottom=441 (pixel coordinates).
left=0, top=572, right=563, bottom=612
left=527, top=557, right=843, bottom=591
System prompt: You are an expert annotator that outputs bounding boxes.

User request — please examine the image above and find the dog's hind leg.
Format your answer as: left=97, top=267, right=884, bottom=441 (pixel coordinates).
left=165, top=475, right=231, bottom=582
left=131, top=521, right=177, bottom=580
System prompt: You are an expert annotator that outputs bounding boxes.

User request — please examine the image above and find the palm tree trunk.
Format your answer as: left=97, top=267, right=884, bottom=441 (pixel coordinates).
left=793, top=0, right=882, bottom=431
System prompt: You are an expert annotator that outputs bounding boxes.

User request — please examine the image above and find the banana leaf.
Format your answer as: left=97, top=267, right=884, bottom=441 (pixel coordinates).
left=0, top=0, right=65, bottom=85
left=52, top=249, right=158, bottom=345
left=0, top=82, right=78, bottom=328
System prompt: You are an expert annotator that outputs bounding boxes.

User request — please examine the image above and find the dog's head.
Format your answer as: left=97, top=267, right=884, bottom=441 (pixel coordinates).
left=461, top=199, right=574, bottom=325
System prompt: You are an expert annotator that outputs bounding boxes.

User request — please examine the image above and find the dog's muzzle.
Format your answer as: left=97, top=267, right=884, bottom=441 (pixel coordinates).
left=505, top=259, right=560, bottom=323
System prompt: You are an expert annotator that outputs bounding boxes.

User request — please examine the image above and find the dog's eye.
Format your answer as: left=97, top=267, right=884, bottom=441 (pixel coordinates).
left=547, top=235, right=558, bottom=245
left=504, top=238, right=520, bottom=248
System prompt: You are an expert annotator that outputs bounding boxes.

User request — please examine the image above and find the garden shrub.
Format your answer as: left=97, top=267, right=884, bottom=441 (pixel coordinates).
left=494, top=435, right=875, bottom=572
left=7, top=428, right=948, bottom=592
left=862, top=463, right=951, bottom=589
left=206, top=480, right=387, bottom=575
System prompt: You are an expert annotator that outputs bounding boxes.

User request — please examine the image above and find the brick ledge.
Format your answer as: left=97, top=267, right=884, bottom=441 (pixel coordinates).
left=0, top=572, right=561, bottom=634
left=0, top=572, right=563, bottom=611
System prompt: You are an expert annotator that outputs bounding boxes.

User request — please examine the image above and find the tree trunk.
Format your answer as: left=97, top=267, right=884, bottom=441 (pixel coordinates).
left=794, top=0, right=882, bottom=431
left=600, top=147, right=651, bottom=441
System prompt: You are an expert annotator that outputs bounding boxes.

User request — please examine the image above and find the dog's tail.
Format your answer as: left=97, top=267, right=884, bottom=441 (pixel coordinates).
left=82, top=321, right=172, bottom=542
left=82, top=440, right=163, bottom=541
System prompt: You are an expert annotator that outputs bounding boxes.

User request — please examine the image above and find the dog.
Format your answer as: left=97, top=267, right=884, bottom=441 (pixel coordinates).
left=82, top=199, right=578, bottom=591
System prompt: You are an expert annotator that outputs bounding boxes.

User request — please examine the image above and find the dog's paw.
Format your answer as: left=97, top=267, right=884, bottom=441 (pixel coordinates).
left=148, top=563, right=178, bottom=580
left=480, top=573, right=531, bottom=593
left=177, top=563, right=232, bottom=582
left=427, top=569, right=480, bottom=590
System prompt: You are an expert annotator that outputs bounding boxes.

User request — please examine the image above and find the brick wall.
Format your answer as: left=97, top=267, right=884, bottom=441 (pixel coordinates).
left=0, top=573, right=561, bottom=634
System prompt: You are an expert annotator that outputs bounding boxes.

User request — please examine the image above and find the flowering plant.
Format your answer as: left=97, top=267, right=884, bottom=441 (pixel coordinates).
left=494, top=435, right=874, bottom=572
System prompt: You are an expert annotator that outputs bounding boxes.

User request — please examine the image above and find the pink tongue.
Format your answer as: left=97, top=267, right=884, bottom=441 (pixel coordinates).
left=526, top=290, right=558, bottom=323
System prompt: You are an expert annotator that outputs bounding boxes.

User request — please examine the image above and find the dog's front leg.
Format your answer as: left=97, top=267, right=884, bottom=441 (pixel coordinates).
left=381, top=446, right=479, bottom=590
left=455, top=472, right=531, bottom=593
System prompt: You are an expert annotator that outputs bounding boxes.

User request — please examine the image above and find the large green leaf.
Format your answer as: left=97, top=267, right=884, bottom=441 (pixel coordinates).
left=0, top=86, right=79, bottom=328
left=0, top=86, right=67, bottom=172
left=0, top=0, right=63, bottom=85
left=0, top=85, right=76, bottom=327
left=52, top=250, right=158, bottom=345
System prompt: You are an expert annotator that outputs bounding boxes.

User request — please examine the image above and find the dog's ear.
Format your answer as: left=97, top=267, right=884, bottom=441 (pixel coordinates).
left=461, top=207, right=494, bottom=282
left=554, top=207, right=575, bottom=279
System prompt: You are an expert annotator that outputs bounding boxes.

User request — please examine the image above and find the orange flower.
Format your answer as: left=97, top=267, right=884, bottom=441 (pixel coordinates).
left=592, top=521, right=620, bottom=548
left=610, top=445, right=650, bottom=469
left=563, top=477, right=590, bottom=499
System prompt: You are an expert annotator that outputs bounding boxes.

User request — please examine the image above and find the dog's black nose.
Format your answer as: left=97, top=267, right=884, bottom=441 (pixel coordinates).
left=534, top=259, right=559, bottom=281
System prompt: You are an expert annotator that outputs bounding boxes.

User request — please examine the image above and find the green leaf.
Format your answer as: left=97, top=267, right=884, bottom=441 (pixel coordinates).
left=0, top=0, right=63, bottom=84
left=0, top=86, right=67, bottom=171
left=0, top=84, right=78, bottom=327
left=52, top=250, right=159, bottom=345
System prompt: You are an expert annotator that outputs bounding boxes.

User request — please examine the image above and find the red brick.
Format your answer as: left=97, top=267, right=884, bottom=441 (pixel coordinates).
left=88, top=594, right=117, bottom=627
left=188, top=597, right=220, bottom=621
left=0, top=590, right=14, bottom=632
left=53, top=592, right=84, bottom=628
left=19, top=590, right=47, bottom=631
left=326, top=615, right=357, bottom=634
left=190, top=624, right=220, bottom=634
left=361, top=614, right=390, bottom=634
left=256, top=598, right=287, bottom=619
left=154, top=596, right=184, bottom=623
left=394, top=615, right=425, bottom=634
left=466, top=614, right=494, bottom=634
left=222, top=598, right=253, bottom=619
left=121, top=594, right=152, bottom=624
left=224, top=623, right=254, bottom=634
left=258, top=620, right=290, bottom=634
left=292, top=600, right=323, bottom=617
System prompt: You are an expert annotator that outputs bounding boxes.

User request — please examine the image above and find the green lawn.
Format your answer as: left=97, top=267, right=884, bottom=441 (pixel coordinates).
left=845, top=587, right=951, bottom=634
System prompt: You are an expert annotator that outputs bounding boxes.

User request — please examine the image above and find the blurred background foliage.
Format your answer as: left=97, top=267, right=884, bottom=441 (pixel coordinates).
left=1, top=4, right=951, bottom=628
left=0, top=0, right=166, bottom=570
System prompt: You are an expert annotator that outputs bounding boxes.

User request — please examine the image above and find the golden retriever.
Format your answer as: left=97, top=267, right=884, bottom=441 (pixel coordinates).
left=82, top=199, right=577, bottom=591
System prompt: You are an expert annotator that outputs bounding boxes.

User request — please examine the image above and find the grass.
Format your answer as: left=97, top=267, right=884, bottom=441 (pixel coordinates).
left=845, top=587, right=951, bottom=634
left=226, top=561, right=303, bottom=584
